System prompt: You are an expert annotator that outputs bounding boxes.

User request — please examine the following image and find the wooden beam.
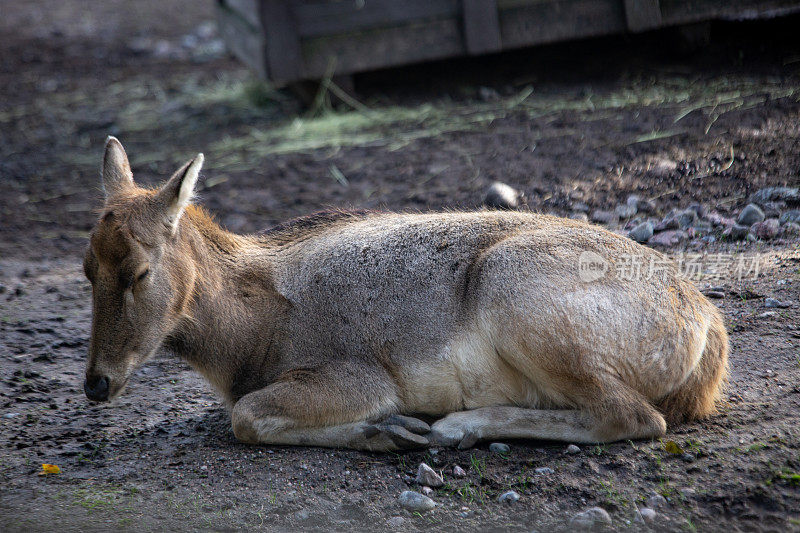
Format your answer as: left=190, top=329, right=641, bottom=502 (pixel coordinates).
left=223, top=0, right=260, bottom=29
left=216, top=0, right=266, bottom=78
left=260, top=0, right=304, bottom=84
left=462, top=0, right=502, bottom=55
left=624, top=0, right=662, bottom=32
left=294, top=0, right=459, bottom=38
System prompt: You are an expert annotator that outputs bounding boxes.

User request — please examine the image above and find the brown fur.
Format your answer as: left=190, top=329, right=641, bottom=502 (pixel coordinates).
left=83, top=138, right=730, bottom=451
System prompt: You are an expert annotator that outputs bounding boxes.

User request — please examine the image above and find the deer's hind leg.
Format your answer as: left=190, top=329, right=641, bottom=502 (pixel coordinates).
left=231, top=364, right=429, bottom=451
left=430, top=376, right=666, bottom=448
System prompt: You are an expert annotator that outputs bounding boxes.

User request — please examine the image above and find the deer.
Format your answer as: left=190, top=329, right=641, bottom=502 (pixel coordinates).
left=82, top=137, right=728, bottom=451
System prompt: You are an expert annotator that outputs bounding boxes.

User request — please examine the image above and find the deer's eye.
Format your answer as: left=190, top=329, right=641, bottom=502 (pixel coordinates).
left=136, top=269, right=150, bottom=283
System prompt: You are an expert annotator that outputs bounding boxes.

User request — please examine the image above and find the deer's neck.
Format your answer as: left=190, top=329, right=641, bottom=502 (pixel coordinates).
left=166, top=208, right=285, bottom=400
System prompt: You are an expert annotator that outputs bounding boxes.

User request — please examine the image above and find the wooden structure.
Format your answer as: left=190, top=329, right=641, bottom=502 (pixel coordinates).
left=217, top=0, right=800, bottom=86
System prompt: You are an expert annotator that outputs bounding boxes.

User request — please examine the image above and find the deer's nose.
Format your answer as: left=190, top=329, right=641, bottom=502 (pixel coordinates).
left=84, top=375, right=110, bottom=402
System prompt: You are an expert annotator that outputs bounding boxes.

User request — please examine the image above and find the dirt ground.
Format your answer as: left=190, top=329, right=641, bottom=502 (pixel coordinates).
left=1, top=2, right=799, bottom=531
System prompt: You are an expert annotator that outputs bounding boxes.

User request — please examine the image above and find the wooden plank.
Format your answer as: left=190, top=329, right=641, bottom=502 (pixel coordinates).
left=301, top=19, right=464, bottom=79
left=462, top=0, right=503, bottom=55
left=224, top=0, right=260, bottom=29
left=293, top=0, right=459, bottom=38
left=216, top=1, right=266, bottom=78
left=659, top=0, right=800, bottom=25
left=624, top=0, right=662, bottom=32
left=499, top=0, right=627, bottom=49
left=260, top=0, right=304, bottom=84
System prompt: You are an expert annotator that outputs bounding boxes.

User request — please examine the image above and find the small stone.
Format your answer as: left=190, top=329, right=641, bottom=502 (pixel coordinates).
left=691, top=220, right=713, bottom=235
left=704, top=291, right=725, bottom=299
left=415, top=463, right=444, bottom=488
left=752, top=218, right=780, bottom=240
left=387, top=516, right=405, bottom=528
left=398, top=491, right=436, bottom=512
left=636, top=507, right=657, bottom=524
left=3, top=413, right=19, bottom=419
left=677, top=209, right=698, bottom=229
left=570, top=507, right=612, bottom=529
left=591, top=210, right=619, bottom=226
left=484, top=182, right=523, bottom=210
left=781, top=222, right=800, bottom=236
left=572, top=202, right=590, bottom=213
left=764, top=297, right=791, bottom=309
left=569, top=212, right=589, bottom=222
left=779, top=209, right=800, bottom=225
left=498, top=490, right=520, bottom=504
left=646, top=493, right=668, bottom=509
left=654, top=212, right=680, bottom=231
left=749, top=186, right=799, bottom=206
left=679, top=487, right=696, bottom=500
left=737, top=203, right=765, bottom=226
left=421, top=486, right=434, bottom=496
left=722, top=223, right=750, bottom=240
left=757, top=311, right=777, bottom=318
left=706, top=211, right=735, bottom=228
left=681, top=453, right=696, bottom=462
left=535, top=467, right=554, bottom=475
left=628, top=222, right=654, bottom=243
left=687, top=203, right=707, bottom=218
left=565, top=444, right=581, bottom=454
left=478, top=86, right=501, bottom=102
left=762, top=201, right=784, bottom=218
left=452, top=465, right=467, bottom=478
left=648, top=230, right=687, bottom=247
left=627, top=195, right=656, bottom=214
left=615, top=204, right=637, bottom=219
left=489, top=442, right=510, bottom=454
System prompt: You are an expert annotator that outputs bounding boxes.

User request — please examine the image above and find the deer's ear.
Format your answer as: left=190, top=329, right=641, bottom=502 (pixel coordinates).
left=156, top=154, right=204, bottom=232
left=101, top=136, right=134, bottom=198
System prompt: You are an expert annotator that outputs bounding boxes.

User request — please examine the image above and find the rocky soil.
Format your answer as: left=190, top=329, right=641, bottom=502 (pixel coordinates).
left=1, top=1, right=800, bottom=532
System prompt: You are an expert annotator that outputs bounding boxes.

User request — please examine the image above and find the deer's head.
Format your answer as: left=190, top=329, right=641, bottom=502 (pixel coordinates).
left=83, top=137, right=202, bottom=401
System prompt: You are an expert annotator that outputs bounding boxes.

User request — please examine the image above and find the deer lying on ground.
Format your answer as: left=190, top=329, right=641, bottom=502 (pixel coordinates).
left=83, top=137, right=728, bottom=451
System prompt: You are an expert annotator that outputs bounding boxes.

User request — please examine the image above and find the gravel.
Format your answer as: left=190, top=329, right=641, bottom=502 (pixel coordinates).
left=498, top=490, right=520, bottom=504
left=765, top=298, right=791, bottom=309
left=615, top=203, right=637, bottom=219
left=646, top=493, right=668, bottom=509
left=779, top=209, right=800, bottom=225
left=452, top=465, right=467, bottom=478
left=636, top=507, right=657, bottom=524
left=749, top=186, right=799, bottom=206
left=489, top=442, right=510, bottom=454
left=483, top=182, right=523, bottom=210
left=570, top=507, right=612, bottom=529
left=723, top=223, right=751, bottom=240
left=398, top=491, right=436, bottom=512
left=628, top=221, right=654, bottom=243
left=415, top=462, right=444, bottom=488
left=649, top=230, right=687, bottom=246
left=738, top=203, right=766, bottom=226
left=590, top=210, right=619, bottom=226
left=752, top=218, right=780, bottom=240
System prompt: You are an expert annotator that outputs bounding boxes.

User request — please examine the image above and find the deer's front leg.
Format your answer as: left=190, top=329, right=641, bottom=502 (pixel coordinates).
left=230, top=366, right=429, bottom=451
